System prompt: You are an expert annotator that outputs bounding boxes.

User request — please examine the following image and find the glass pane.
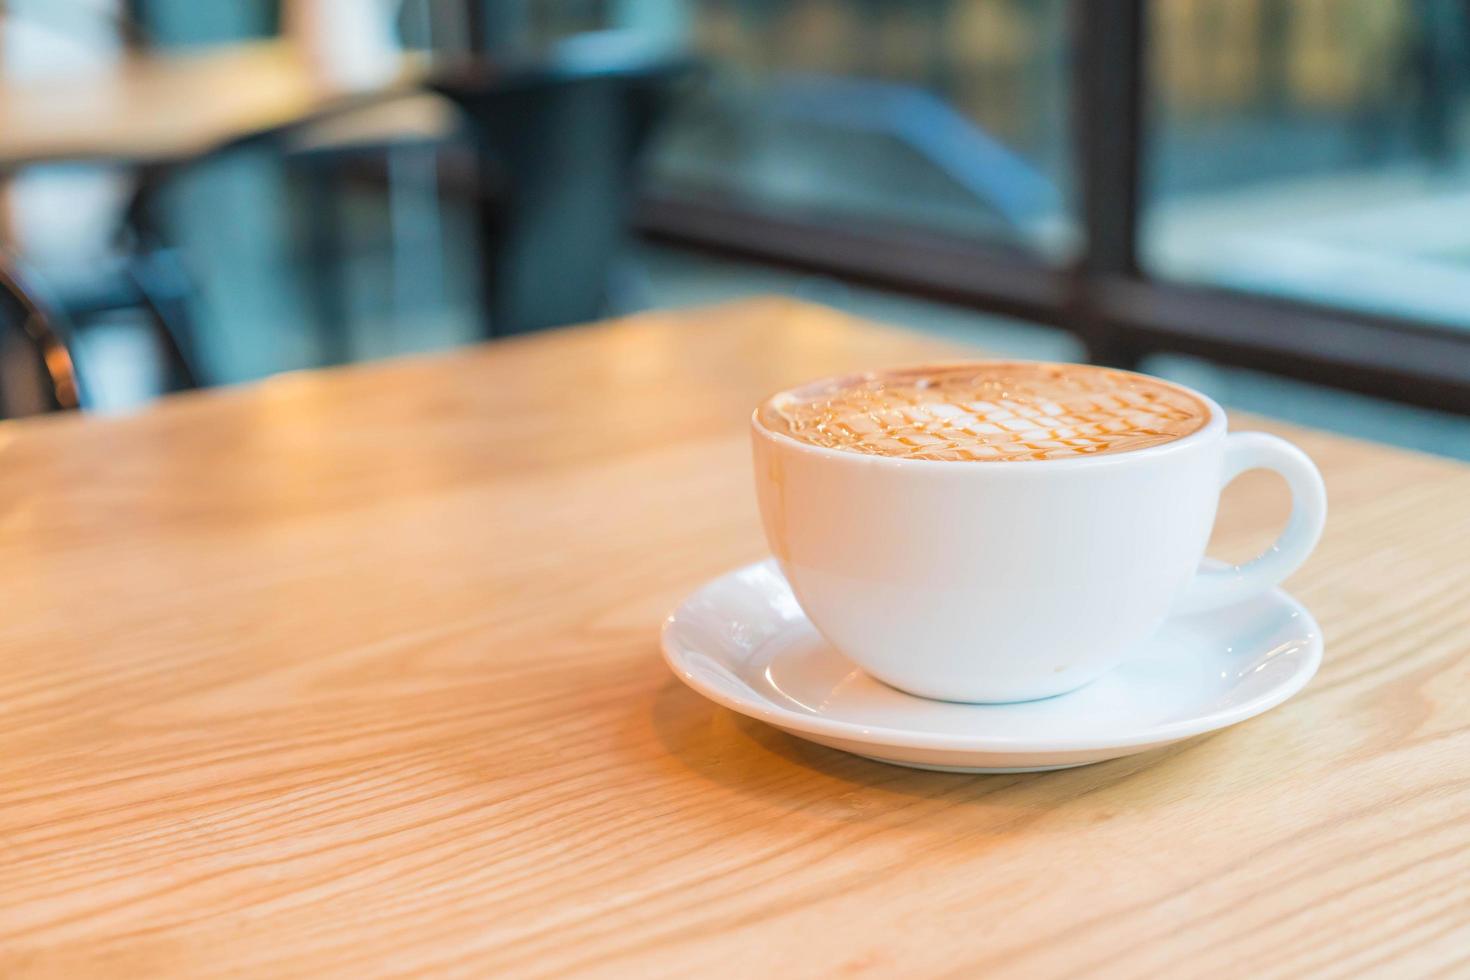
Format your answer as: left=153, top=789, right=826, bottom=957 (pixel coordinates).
left=1145, top=0, right=1470, bottom=328
left=645, top=0, right=1077, bottom=259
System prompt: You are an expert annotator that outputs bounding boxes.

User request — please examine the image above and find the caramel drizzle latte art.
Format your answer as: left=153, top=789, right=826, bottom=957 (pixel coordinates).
left=761, top=363, right=1209, bottom=462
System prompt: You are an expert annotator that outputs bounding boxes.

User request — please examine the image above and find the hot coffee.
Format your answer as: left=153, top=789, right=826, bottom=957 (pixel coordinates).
left=759, top=362, right=1208, bottom=462
left=751, top=360, right=1326, bottom=702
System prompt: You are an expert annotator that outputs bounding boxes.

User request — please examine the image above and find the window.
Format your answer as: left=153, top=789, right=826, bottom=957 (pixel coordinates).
left=640, top=0, right=1470, bottom=413
left=1146, top=0, right=1470, bottom=330
left=649, top=0, right=1076, bottom=259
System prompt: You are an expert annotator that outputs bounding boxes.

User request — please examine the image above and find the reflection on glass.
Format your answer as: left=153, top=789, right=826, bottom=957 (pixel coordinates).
left=645, top=0, right=1076, bottom=259
left=1145, top=0, right=1470, bottom=329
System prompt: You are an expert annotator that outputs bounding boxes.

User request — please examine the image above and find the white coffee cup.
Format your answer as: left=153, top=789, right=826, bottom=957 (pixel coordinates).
left=751, top=364, right=1327, bottom=703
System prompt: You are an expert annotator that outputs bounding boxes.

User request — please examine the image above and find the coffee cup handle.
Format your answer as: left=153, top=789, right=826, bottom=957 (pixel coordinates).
left=1175, top=432, right=1327, bottom=615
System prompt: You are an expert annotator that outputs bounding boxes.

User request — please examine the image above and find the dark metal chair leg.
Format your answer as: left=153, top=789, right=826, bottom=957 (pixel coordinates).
left=127, top=247, right=201, bottom=390
left=300, top=157, right=354, bottom=365
left=122, top=164, right=202, bottom=389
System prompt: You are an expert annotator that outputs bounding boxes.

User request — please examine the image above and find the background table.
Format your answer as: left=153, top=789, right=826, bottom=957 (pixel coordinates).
left=0, top=41, right=426, bottom=169
left=3, top=299, right=1468, bottom=977
left=0, top=39, right=435, bottom=403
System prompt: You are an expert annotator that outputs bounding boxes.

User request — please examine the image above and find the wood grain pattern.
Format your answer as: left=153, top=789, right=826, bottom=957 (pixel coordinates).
left=0, top=41, right=424, bottom=168
left=2, top=298, right=1469, bottom=978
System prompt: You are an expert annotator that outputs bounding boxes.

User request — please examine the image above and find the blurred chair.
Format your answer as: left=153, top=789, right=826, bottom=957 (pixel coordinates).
left=0, top=2, right=199, bottom=397
left=428, top=30, right=696, bottom=336
left=0, top=257, right=81, bottom=416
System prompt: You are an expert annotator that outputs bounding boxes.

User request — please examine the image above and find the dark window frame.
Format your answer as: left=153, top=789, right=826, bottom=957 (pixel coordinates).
left=635, top=0, right=1470, bottom=415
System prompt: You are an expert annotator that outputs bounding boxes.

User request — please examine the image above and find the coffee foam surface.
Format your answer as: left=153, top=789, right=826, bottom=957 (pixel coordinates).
left=760, top=362, right=1209, bottom=462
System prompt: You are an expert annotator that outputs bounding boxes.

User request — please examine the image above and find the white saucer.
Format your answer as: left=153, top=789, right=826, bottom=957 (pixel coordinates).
left=661, top=560, right=1322, bottom=773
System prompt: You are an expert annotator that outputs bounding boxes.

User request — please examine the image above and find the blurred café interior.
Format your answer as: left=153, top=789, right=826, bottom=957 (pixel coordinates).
left=1, top=0, right=1469, bottom=456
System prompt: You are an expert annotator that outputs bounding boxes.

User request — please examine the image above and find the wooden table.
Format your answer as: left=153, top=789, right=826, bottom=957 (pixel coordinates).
left=3, top=300, right=1469, bottom=977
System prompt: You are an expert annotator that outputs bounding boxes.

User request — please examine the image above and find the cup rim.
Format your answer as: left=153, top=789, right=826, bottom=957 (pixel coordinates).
left=751, top=359, right=1227, bottom=470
